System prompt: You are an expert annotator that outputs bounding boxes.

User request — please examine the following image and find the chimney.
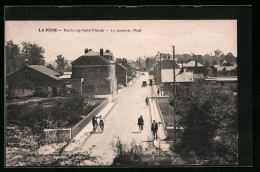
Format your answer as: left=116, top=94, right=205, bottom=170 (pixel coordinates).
left=195, top=60, right=198, bottom=67
left=100, top=48, right=103, bottom=56
left=182, top=61, right=184, bottom=68
left=85, top=48, right=89, bottom=54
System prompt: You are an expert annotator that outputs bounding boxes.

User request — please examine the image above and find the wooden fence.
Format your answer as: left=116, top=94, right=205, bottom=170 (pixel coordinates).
left=44, top=98, right=109, bottom=141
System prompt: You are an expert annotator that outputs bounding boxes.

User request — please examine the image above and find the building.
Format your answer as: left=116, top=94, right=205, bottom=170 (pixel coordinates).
left=71, top=48, right=117, bottom=95
left=116, top=63, right=127, bottom=86
left=59, top=72, right=81, bottom=95
left=160, top=68, right=194, bottom=95
left=6, top=65, right=61, bottom=98
left=204, top=76, right=238, bottom=92
left=178, top=60, right=206, bottom=76
left=119, top=58, right=135, bottom=83
left=212, top=59, right=237, bottom=76
left=153, top=59, right=180, bottom=84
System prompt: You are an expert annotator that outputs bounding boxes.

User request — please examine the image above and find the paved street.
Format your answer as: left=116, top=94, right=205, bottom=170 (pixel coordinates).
left=73, top=73, right=154, bottom=165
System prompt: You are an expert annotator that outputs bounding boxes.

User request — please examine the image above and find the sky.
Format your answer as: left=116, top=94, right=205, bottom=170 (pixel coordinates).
left=5, top=20, right=237, bottom=63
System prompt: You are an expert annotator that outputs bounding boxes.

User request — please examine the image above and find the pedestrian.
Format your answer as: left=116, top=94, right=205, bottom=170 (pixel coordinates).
left=151, top=120, right=158, bottom=139
left=92, top=116, right=97, bottom=132
left=99, top=119, right=104, bottom=132
left=145, top=97, right=149, bottom=106
left=138, top=115, right=144, bottom=130
left=157, top=89, right=160, bottom=95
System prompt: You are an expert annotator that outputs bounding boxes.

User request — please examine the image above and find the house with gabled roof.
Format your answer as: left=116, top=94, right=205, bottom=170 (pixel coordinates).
left=71, top=48, right=117, bottom=95
left=177, top=60, right=206, bottom=77
left=116, top=63, right=127, bottom=86
left=212, top=59, right=237, bottom=76
left=6, top=65, right=61, bottom=98
left=119, top=58, right=135, bottom=83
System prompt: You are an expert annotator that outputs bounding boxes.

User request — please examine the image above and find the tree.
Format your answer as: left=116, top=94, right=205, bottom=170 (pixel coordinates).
left=145, top=58, right=151, bottom=70
left=225, top=52, right=237, bottom=65
left=55, top=54, right=68, bottom=73
left=5, top=40, right=26, bottom=74
left=21, top=42, right=45, bottom=65
left=169, top=82, right=238, bottom=164
left=204, top=60, right=211, bottom=67
left=46, top=64, right=55, bottom=70
left=64, top=64, right=72, bottom=72
left=214, top=49, right=222, bottom=58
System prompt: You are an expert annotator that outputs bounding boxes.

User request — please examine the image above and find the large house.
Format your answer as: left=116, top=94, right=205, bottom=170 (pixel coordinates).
left=6, top=65, right=61, bottom=98
left=71, top=48, right=117, bottom=95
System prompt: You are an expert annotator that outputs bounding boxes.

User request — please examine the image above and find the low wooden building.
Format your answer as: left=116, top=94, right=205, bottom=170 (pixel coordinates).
left=6, top=65, right=61, bottom=98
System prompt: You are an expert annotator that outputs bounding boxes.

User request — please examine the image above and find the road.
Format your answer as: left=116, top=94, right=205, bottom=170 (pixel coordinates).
left=74, top=73, right=153, bottom=165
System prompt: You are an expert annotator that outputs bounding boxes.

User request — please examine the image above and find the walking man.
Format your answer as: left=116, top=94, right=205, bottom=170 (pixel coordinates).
left=138, top=116, right=144, bottom=130
left=151, top=120, right=158, bottom=139
left=145, top=97, right=149, bottom=106
left=92, top=116, right=97, bottom=132
left=157, top=89, right=160, bottom=96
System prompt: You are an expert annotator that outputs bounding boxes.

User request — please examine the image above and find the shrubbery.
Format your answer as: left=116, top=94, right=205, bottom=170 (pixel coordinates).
left=6, top=95, right=102, bottom=150
left=112, top=138, right=183, bottom=166
left=169, top=82, right=238, bottom=164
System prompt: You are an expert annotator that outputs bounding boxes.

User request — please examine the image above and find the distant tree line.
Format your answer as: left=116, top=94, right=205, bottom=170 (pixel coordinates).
left=5, top=40, right=71, bottom=75
left=135, top=49, right=237, bottom=71
left=176, top=49, right=237, bottom=67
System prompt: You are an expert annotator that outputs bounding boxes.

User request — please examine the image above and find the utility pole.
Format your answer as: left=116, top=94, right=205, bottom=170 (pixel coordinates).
left=172, top=46, right=177, bottom=149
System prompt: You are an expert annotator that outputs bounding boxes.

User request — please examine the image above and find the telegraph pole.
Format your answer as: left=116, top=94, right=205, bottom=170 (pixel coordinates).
left=172, top=46, right=177, bottom=148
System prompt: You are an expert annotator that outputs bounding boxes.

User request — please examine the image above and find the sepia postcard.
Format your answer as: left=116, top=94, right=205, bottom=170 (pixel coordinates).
left=4, top=6, right=252, bottom=168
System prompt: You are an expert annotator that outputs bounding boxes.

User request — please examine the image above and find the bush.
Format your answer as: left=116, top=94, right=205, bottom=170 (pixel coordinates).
left=112, top=138, right=183, bottom=166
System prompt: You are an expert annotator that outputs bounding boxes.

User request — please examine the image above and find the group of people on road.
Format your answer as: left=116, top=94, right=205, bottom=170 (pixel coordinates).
left=92, top=115, right=104, bottom=133
left=137, top=115, right=158, bottom=140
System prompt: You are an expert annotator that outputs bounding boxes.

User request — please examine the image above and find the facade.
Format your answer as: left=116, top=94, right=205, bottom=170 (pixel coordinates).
left=71, top=48, right=116, bottom=95
left=59, top=72, right=82, bottom=95
left=116, top=63, right=127, bottom=86
left=6, top=65, right=61, bottom=98
left=153, top=59, right=180, bottom=84
left=160, top=68, right=194, bottom=95
left=119, top=58, right=135, bottom=83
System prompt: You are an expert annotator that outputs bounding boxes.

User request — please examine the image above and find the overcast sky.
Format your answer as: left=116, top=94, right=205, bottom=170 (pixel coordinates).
left=5, top=20, right=237, bottom=63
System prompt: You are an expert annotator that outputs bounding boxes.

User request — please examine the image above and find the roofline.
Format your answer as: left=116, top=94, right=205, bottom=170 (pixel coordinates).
left=6, top=65, right=28, bottom=77
left=116, top=63, right=127, bottom=70
left=71, top=54, right=112, bottom=65
left=7, top=65, right=60, bottom=81
left=27, top=65, right=61, bottom=81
